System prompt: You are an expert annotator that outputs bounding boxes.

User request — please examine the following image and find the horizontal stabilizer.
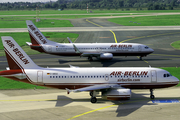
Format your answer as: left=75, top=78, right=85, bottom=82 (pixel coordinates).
left=69, top=64, right=80, bottom=68
left=26, top=42, right=32, bottom=46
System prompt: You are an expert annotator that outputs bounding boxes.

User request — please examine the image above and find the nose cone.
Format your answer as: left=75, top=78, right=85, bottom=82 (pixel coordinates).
left=173, top=76, right=179, bottom=82
left=149, top=48, right=154, bottom=53
left=172, top=76, right=179, bottom=86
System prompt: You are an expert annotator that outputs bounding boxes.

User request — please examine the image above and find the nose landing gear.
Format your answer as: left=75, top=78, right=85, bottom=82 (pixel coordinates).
left=150, top=89, right=155, bottom=99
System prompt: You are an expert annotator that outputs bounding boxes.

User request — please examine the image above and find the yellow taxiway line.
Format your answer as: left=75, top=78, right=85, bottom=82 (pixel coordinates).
left=86, top=19, right=118, bottom=43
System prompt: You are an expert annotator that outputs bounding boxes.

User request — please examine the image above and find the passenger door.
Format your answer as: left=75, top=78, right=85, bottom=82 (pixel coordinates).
left=37, top=71, right=43, bottom=83
left=151, top=70, right=157, bottom=82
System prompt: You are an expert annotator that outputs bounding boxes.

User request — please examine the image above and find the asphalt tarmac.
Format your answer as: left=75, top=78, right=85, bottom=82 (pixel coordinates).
left=0, top=15, right=180, bottom=120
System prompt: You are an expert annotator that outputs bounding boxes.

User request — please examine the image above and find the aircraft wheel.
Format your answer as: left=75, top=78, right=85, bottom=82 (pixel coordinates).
left=140, top=56, right=142, bottom=60
left=91, top=97, right=97, bottom=103
left=150, top=95, right=155, bottom=99
left=88, top=56, right=93, bottom=61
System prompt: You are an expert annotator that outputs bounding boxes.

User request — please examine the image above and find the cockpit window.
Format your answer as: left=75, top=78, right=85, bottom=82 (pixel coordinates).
left=144, top=46, right=149, bottom=49
left=163, top=73, right=172, bottom=77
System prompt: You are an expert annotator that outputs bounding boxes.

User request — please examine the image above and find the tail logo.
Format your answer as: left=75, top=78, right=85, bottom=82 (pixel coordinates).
left=28, top=25, right=47, bottom=44
left=5, top=40, right=30, bottom=65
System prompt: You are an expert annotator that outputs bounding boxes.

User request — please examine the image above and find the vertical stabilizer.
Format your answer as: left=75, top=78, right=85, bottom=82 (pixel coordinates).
left=1, top=36, right=40, bottom=70
left=26, top=20, right=56, bottom=45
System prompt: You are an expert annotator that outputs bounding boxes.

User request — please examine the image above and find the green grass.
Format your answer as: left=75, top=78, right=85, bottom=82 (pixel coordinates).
left=0, top=32, right=79, bottom=56
left=0, top=19, right=73, bottom=28
left=1, top=9, right=180, bottom=15
left=0, top=67, right=179, bottom=89
left=108, top=15, right=180, bottom=26
left=0, top=76, right=46, bottom=89
left=171, top=41, right=180, bottom=50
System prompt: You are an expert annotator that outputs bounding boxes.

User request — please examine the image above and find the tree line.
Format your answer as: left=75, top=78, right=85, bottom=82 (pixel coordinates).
left=0, top=0, right=179, bottom=10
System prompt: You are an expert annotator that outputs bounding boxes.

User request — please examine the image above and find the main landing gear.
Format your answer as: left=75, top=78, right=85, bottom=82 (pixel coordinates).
left=88, top=56, right=93, bottom=61
left=140, top=56, right=142, bottom=60
left=90, top=91, right=98, bottom=103
left=150, top=89, right=155, bottom=99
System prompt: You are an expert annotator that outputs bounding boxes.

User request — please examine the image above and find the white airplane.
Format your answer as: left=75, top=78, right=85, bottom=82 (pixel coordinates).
left=26, top=20, right=154, bottom=61
left=0, top=36, right=179, bottom=103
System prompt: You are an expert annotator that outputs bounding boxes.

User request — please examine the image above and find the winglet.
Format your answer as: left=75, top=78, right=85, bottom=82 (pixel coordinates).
left=65, top=88, right=71, bottom=94
left=73, top=44, right=81, bottom=54
left=67, top=37, right=72, bottom=43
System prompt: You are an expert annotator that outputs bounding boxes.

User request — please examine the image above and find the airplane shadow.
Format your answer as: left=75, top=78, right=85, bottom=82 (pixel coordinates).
left=51, top=93, right=180, bottom=117
left=58, top=58, right=169, bottom=67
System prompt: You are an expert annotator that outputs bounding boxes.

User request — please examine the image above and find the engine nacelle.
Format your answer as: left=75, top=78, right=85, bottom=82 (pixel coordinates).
left=100, top=53, right=113, bottom=60
left=102, top=88, right=131, bottom=101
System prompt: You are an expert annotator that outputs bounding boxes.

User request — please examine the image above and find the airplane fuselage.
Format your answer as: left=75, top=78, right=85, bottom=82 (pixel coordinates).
left=31, top=43, right=154, bottom=57
left=1, top=67, right=178, bottom=90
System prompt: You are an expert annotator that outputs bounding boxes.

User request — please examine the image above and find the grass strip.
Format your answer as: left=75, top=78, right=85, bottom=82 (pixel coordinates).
left=108, top=15, right=180, bottom=26
left=1, top=9, right=180, bottom=15
left=0, top=32, right=79, bottom=56
left=0, top=19, right=73, bottom=28
left=171, top=41, right=180, bottom=50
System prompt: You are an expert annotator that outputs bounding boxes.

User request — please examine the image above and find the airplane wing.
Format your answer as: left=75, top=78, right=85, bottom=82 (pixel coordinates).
left=81, top=53, right=101, bottom=57
left=66, top=84, right=120, bottom=94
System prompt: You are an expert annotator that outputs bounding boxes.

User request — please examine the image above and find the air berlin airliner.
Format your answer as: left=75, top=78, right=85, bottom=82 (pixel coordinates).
left=26, top=20, right=154, bottom=61
left=0, top=36, right=178, bottom=103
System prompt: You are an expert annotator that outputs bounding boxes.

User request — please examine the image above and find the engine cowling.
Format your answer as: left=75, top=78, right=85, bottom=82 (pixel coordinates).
left=100, top=53, right=113, bottom=60
left=102, top=88, right=131, bottom=101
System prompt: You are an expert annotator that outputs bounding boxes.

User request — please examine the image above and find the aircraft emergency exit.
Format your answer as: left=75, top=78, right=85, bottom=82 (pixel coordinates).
left=26, top=20, right=154, bottom=61
left=0, top=36, right=178, bottom=103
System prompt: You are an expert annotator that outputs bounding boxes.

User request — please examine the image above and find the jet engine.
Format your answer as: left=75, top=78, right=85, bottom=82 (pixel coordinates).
left=101, top=88, right=131, bottom=101
left=100, top=53, right=113, bottom=60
